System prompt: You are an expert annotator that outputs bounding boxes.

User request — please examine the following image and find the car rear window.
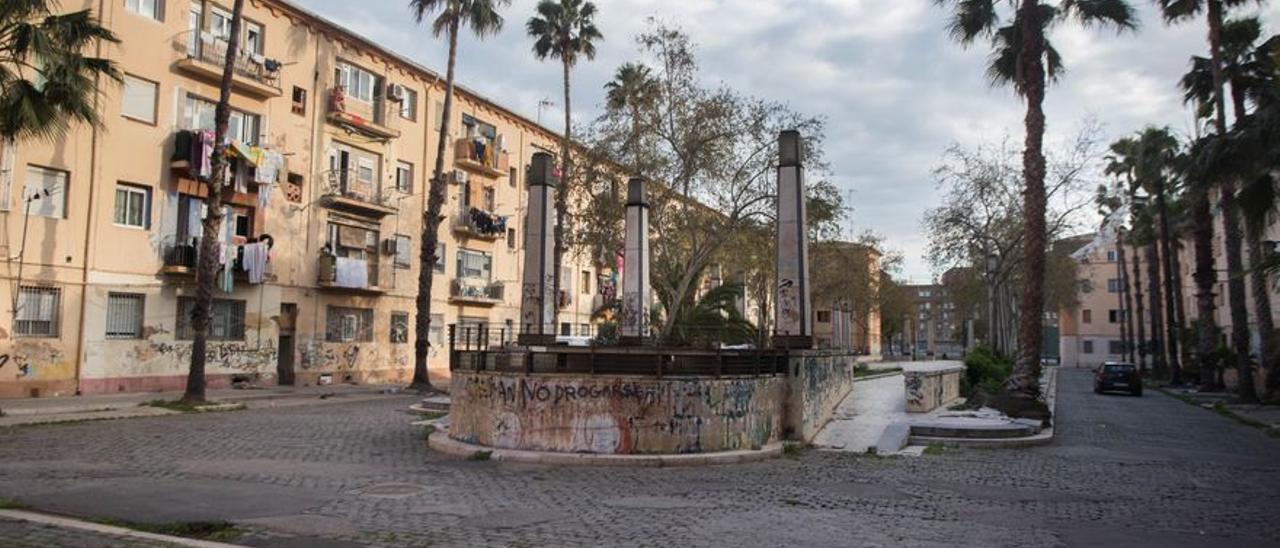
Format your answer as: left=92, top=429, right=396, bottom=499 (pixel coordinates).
left=1104, top=364, right=1136, bottom=373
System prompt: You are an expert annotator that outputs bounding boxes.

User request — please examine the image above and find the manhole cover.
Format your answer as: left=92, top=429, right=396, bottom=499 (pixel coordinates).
left=358, top=483, right=427, bottom=498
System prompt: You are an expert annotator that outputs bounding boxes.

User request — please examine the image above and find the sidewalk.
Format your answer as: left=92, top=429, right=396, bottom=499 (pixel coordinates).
left=813, top=360, right=963, bottom=454
left=0, top=383, right=415, bottom=427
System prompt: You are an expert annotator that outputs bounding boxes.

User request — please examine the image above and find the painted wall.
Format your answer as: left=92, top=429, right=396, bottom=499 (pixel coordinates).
left=784, top=351, right=858, bottom=443
left=904, top=366, right=963, bottom=413
left=449, top=371, right=785, bottom=454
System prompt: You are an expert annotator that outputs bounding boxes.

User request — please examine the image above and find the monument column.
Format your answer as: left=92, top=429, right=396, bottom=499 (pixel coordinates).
left=619, top=178, right=651, bottom=344
left=519, top=152, right=558, bottom=345
left=773, top=130, right=813, bottom=349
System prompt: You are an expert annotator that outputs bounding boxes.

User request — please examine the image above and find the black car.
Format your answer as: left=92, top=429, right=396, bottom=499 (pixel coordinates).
left=1094, top=361, right=1142, bottom=396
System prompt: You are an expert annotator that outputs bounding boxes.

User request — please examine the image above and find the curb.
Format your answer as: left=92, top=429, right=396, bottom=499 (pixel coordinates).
left=853, top=371, right=903, bottom=383
left=906, top=366, right=1059, bottom=450
left=426, top=434, right=783, bottom=466
left=0, top=509, right=240, bottom=548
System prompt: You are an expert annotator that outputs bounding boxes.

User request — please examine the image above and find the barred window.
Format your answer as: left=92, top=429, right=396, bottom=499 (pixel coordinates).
left=326, top=306, right=373, bottom=342
left=390, top=312, right=409, bottom=344
left=429, top=313, right=444, bottom=346
left=15, top=286, right=61, bottom=337
left=176, top=297, right=246, bottom=341
left=106, top=293, right=145, bottom=339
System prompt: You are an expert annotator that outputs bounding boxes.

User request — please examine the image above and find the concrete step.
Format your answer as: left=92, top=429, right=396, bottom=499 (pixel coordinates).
left=410, top=395, right=451, bottom=415
left=909, top=419, right=1039, bottom=439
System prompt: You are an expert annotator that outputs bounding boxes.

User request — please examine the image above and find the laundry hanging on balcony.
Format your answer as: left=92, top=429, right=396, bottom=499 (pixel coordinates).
left=241, top=241, right=270, bottom=284
left=468, top=207, right=507, bottom=235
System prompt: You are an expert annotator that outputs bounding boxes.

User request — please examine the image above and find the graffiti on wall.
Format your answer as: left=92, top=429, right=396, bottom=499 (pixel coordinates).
left=128, top=341, right=277, bottom=373
left=451, top=372, right=784, bottom=455
left=0, top=342, right=69, bottom=380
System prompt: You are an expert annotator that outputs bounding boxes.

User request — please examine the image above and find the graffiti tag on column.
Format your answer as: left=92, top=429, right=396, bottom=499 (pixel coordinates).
left=777, top=278, right=799, bottom=330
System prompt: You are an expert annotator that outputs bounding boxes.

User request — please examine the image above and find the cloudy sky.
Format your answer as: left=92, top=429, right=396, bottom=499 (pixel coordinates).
left=297, top=0, right=1280, bottom=281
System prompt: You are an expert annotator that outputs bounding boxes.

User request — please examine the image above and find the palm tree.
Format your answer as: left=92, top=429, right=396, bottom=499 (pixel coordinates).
left=1106, top=128, right=1184, bottom=381
left=407, top=0, right=509, bottom=392
left=527, top=0, right=603, bottom=314
left=185, top=0, right=246, bottom=403
left=603, top=62, right=656, bottom=168
left=934, top=0, right=1137, bottom=409
left=0, top=0, right=120, bottom=142
left=1163, top=1, right=1268, bottom=401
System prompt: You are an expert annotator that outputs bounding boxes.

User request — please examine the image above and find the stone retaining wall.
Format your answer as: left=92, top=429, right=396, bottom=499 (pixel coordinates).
left=784, top=351, right=858, bottom=442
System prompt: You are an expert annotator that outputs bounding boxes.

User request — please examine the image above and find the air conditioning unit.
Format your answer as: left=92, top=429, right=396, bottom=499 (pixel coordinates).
left=386, top=83, right=405, bottom=102
left=381, top=238, right=399, bottom=255
left=451, top=169, right=468, bottom=184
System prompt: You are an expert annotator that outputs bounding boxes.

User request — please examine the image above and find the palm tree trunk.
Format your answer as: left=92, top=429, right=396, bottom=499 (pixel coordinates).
left=183, top=0, right=245, bottom=403
left=553, top=57, right=572, bottom=328
left=1133, top=242, right=1148, bottom=372
left=412, top=18, right=461, bottom=392
left=1006, top=0, right=1048, bottom=404
left=1147, top=239, right=1167, bottom=377
left=1156, top=187, right=1181, bottom=381
left=1118, top=231, right=1135, bottom=363
left=1221, top=184, right=1258, bottom=402
left=1195, top=0, right=1230, bottom=392
left=1171, top=239, right=1191, bottom=374
left=1245, top=229, right=1276, bottom=398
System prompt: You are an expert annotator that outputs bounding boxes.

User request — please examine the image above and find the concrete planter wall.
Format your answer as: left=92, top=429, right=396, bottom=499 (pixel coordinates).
left=448, top=350, right=859, bottom=455
left=904, top=364, right=964, bottom=413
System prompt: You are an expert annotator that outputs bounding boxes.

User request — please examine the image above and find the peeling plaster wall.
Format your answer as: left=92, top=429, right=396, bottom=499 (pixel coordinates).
left=449, top=371, right=785, bottom=455
left=784, top=351, right=858, bottom=443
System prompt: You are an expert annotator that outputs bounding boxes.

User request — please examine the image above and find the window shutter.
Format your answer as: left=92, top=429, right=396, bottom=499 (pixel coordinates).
left=156, top=0, right=166, bottom=21
left=122, top=76, right=157, bottom=123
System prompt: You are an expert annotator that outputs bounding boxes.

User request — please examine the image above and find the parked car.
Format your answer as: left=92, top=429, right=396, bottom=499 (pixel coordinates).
left=1094, top=361, right=1142, bottom=396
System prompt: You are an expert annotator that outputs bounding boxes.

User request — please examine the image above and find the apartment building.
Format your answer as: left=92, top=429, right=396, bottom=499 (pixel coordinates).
left=905, top=283, right=965, bottom=358
left=0, top=0, right=604, bottom=398
left=811, top=242, right=881, bottom=356
left=1060, top=240, right=1127, bottom=368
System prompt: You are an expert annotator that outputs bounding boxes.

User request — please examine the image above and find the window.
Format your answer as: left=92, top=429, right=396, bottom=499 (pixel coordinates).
left=326, top=222, right=380, bottom=285
left=483, top=187, right=495, bottom=211
left=335, top=62, right=378, bottom=103
left=579, top=323, right=590, bottom=336
left=509, top=167, right=518, bottom=188
left=327, top=144, right=381, bottom=199
left=816, top=310, right=832, bottom=323
left=291, top=86, right=307, bottom=116
left=1108, top=310, right=1121, bottom=324
left=1083, top=340, right=1094, bottom=354
left=1108, top=340, right=1125, bottom=354
left=394, top=234, right=412, bottom=268
left=457, top=249, right=491, bottom=280
left=210, top=6, right=233, bottom=43
left=507, top=228, right=516, bottom=249
left=186, top=4, right=200, bottom=56
left=121, top=74, right=158, bottom=124
left=176, top=298, right=246, bottom=340
left=581, top=270, right=592, bottom=294
left=243, top=20, right=264, bottom=55
left=560, top=322, right=571, bottom=336
left=395, top=161, right=413, bottom=193
left=113, top=183, right=151, bottom=229
left=183, top=94, right=259, bottom=144
left=429, top=313, right=444, bottom=346
left=434, top=242, right=446, bottom=274
left=433, top=100, right=444, bottom=130
left=15, top=286, right=61, bottom=337
left=23, top=165, right=68, bottom=219
left=125, top=0, right=162, bottom=21
left=106, top=293, right=145, bottom=339
left=1107, top=278, right=1121, bottom=293
left=399, top=87, right=418, bottom=120
left=326, top=306, right=373, bottom=342
left=1106, top=250, right=1117, bottom=261
left=1082, top=309, right=1092, bottom=324
left=390, top=312, right=409, bottom=343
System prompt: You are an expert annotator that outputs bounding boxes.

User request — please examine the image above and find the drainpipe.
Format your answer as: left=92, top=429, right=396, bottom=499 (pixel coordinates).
left=71, top=0, right=110, bottom=396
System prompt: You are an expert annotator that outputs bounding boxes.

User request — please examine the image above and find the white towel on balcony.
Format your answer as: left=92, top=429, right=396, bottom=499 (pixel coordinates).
left=334, top=257, right=368, bottom=288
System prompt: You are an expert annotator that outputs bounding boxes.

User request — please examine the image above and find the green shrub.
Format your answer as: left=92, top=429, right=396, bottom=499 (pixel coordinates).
left=962, top=346, right=1012, bottom=399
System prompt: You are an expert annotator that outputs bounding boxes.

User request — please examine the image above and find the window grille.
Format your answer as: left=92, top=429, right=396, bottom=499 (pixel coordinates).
left=106, top=293, right=145, bottom=339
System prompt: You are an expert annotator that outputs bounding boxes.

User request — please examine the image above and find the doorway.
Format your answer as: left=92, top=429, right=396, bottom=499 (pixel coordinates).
left=277, top=303, right=298, bottom=386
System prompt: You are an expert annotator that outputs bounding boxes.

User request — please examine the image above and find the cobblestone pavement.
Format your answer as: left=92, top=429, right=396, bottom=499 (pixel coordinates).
left=1, top=368, right=1277, bottom=547
left=0, top=518, right=182, bottom=547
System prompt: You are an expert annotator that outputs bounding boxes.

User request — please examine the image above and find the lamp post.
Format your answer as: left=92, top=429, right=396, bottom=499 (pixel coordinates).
left=985, top=252, right=998, bottom=352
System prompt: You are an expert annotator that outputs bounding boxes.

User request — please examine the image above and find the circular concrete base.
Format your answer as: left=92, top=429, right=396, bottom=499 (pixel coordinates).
left=427, top=435, right=783, bottom=467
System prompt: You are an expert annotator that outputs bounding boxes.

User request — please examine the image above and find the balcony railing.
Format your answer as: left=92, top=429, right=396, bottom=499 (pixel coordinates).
left=320, top=169, right=397, bottom=217
left=452, top=206, right=507, bottom=240
left=174, top=32, right=282, bottom=98
left=454, top=138, right=508, bottom=177
left=318, top=255, right=388, bottom=292
left=450, top=279, right=504, bottom=305
left=327, top=87, right=399, bottom=140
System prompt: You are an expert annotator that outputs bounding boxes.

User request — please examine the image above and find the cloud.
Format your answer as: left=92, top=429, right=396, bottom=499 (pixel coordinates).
left=295, top=0, right=1280, bottom=281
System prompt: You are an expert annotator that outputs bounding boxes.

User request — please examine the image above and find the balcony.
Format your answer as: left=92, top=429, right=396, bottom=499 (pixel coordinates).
left=454, top=138, right=508, bottom=178
left=317, top=255, right=387, bottom=294
left=320, top=169, right=397, bottom=218
left=450, top=279, right=504, bottom=305
left=174, top=34, right=282, bottom=99
left=327, top=87, right=400, bottom=140
left=452, top=206, right=507, bottom=241
left=160, top=242, right=198, bottom=275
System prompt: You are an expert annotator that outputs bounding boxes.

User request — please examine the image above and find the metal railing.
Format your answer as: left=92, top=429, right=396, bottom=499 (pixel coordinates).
left=179, top=32, right=280, bottom=90
left=446, top=324, right=789, bottom=378
left=321, top=169, right=390, bottom=207
left=453, top=206, right=507, bottom=239
left=450, top=279, right=504, bottom=301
